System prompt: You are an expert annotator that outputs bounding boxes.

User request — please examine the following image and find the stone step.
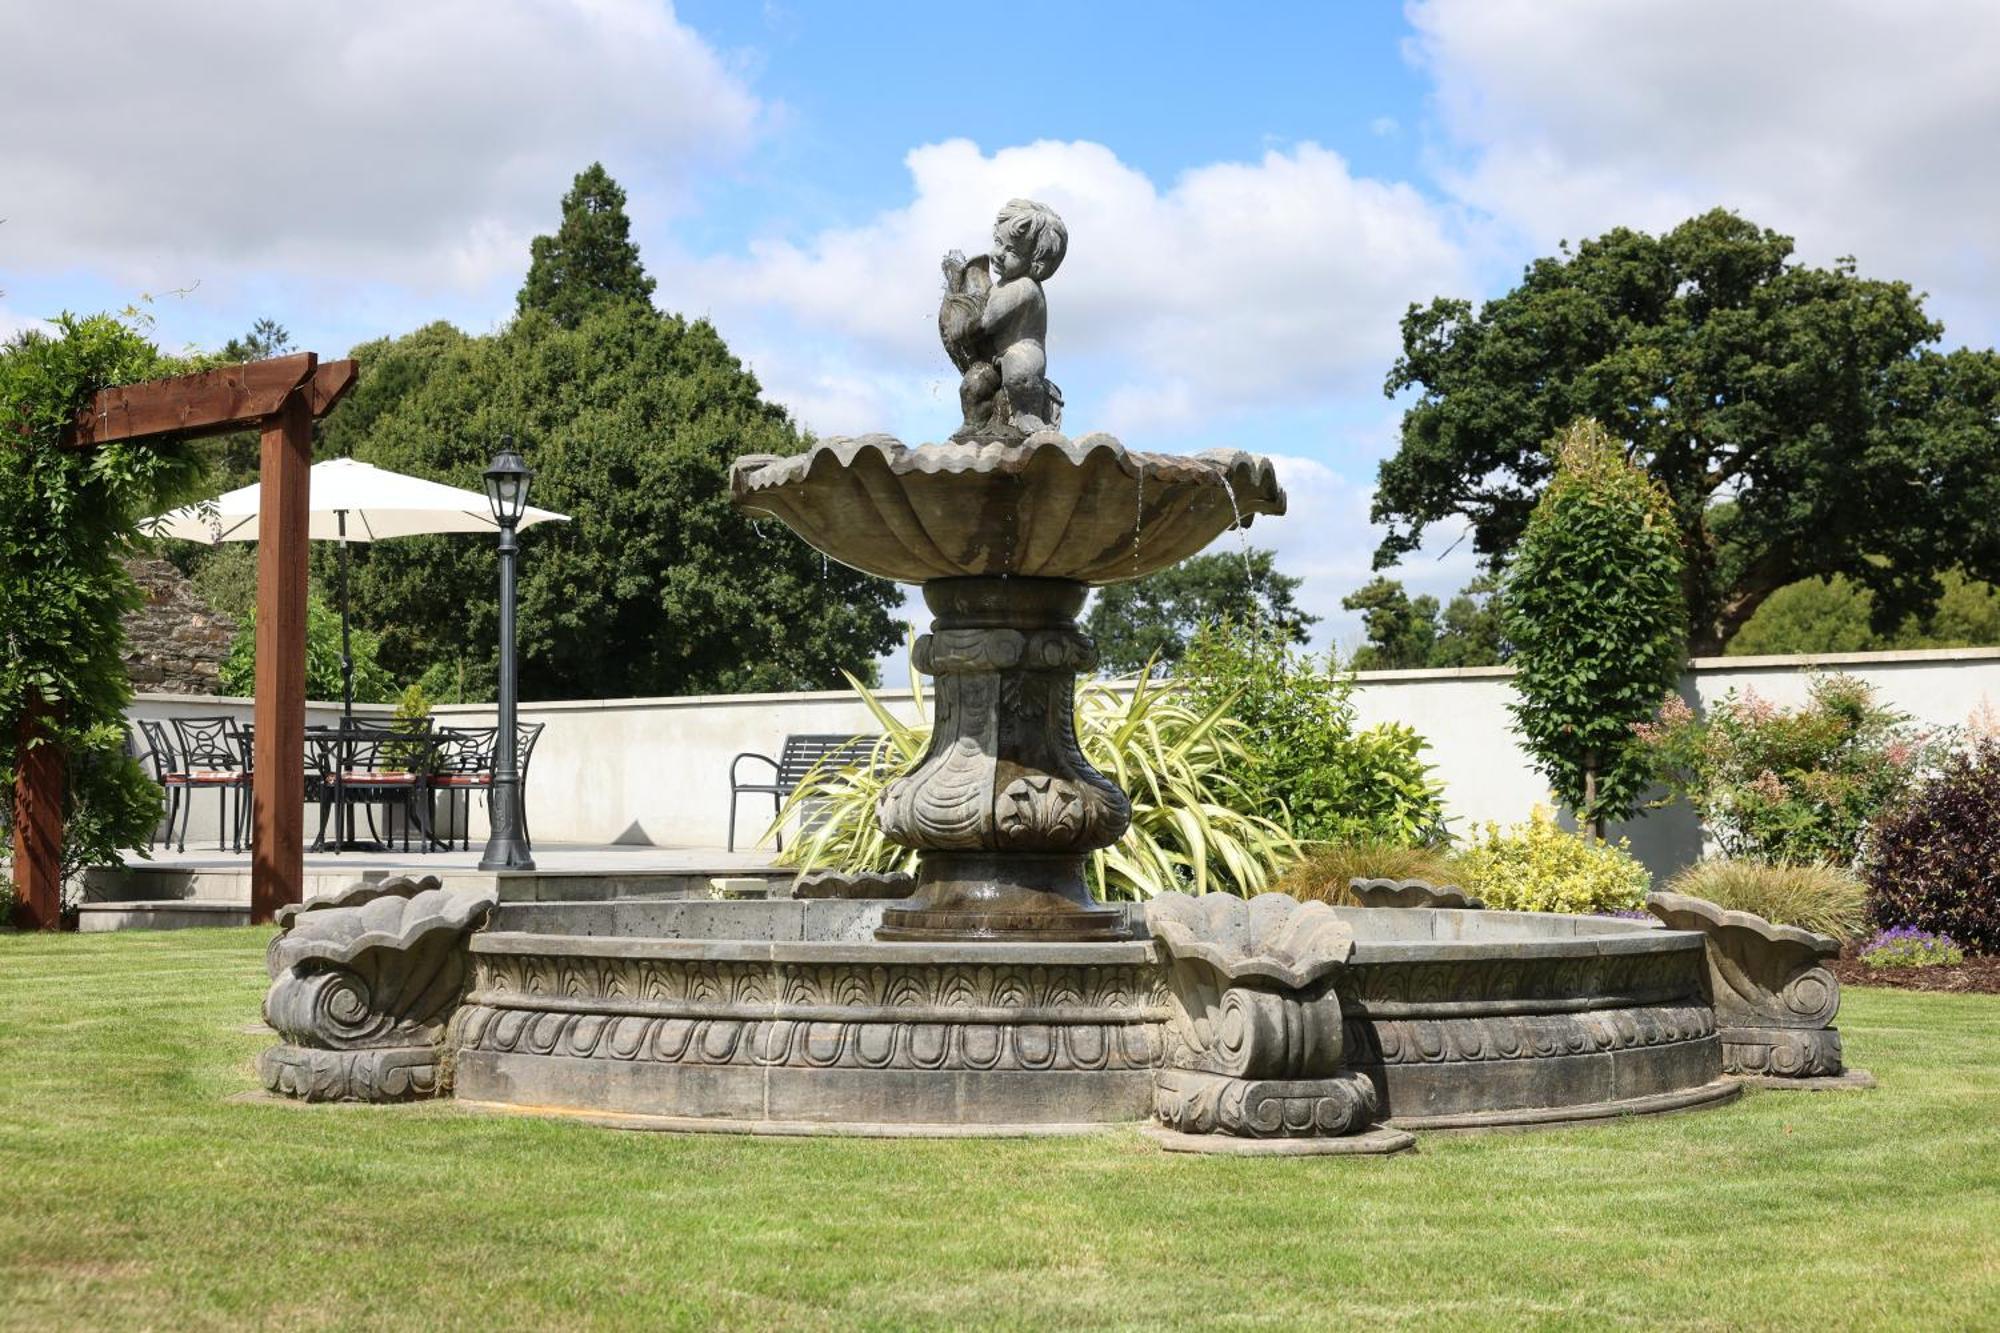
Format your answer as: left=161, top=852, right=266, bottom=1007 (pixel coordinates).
left=75, top=900, right=252, bottom=932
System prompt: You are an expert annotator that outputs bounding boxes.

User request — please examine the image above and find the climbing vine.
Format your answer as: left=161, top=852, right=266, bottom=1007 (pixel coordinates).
left=0, top=313, right=207, bottom=891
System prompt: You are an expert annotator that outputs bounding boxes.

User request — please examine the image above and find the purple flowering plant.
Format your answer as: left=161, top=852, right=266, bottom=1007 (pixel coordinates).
left=1858, top=926, right=1966, bottom=970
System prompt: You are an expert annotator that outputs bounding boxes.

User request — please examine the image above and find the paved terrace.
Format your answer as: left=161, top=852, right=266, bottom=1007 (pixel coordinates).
left=74, top=842, right=786, bottom=931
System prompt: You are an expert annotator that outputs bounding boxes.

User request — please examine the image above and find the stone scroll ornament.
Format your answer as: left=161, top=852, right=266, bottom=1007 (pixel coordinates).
left=1645, top=891, right=1871, bottom=1087
left=1144, top=892, right=1409, bottom=1149
left=259, top=875, right=498, bottom=1102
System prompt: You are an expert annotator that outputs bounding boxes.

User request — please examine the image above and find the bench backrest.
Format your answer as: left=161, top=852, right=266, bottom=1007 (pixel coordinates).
left=776, top=733, right=880, bottom=789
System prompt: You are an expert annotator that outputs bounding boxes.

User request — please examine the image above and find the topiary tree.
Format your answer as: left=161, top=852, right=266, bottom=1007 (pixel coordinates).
left=0, top=314, right=207, bottom=909
left=1503, top=419, right=1686, bottom=835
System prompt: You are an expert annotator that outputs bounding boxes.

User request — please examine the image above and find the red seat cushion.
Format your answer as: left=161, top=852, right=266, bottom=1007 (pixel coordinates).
left=433, top=774, right=493, bottom=787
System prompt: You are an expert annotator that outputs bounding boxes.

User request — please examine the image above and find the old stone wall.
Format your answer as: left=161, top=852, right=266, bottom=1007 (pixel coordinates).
left=121, top=557, right=237, bottom=695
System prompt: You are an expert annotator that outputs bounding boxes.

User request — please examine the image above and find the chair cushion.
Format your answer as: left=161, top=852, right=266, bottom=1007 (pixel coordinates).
left=433, top=774, right=492, bottom=787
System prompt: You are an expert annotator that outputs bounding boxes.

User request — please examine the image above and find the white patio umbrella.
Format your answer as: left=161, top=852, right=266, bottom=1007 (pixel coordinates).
left=143, top=457, right=568, bottom=723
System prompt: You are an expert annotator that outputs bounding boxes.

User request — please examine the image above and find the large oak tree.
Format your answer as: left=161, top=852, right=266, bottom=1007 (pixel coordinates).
left=1373, top=209, right=2000, bottom=653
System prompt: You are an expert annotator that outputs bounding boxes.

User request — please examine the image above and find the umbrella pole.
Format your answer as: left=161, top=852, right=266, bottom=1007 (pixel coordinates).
left=337, top=510, right=354, bottom=729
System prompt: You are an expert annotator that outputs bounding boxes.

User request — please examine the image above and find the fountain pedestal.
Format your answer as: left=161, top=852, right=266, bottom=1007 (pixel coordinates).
left=877, top=577, right=1129, bottom=942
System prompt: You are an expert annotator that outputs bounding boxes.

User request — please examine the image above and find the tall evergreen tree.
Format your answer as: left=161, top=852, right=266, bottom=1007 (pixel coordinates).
left=312, top=168, right=902, bottom=701
left=516, top=163, right=657, bottom=329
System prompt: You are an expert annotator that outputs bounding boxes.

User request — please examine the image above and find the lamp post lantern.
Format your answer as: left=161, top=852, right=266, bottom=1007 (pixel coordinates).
left=479, top=439, right=536, bottom=872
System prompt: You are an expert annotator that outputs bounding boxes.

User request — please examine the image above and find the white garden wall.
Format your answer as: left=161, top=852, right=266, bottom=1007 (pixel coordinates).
left=128, top=645, right=2000, bottom=878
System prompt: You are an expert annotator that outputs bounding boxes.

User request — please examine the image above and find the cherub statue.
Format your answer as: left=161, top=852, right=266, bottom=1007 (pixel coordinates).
left=939, top=199, right=1068, bottom=440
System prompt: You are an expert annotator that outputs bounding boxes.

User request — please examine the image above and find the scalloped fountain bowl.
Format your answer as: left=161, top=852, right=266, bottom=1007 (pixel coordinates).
left=730, top=432, right=1285, bottom=584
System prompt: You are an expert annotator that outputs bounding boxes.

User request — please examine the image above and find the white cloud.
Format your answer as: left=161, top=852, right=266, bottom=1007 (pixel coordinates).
left=1409, top=0, right=2000, bottom=342
left=672, top=137, right=1468, bottom=439
left=0, top=301, right=53, bottom=340
left=0, top=1, right=762, bottom=298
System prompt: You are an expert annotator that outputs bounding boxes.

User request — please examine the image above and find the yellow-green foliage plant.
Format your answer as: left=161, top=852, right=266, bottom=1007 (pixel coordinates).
left=1269, top=841, right=1459, bottom=906
left=1451, top=806, right=1651, bottom=914
left=772, top=670, right=1297, bottom=899
left=1665, top=859, right=1869, bottom=940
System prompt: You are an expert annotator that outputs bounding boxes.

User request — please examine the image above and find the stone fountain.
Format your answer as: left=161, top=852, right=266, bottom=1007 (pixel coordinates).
left=254, top=200, right=1817, bottom=1149
left=731, top=437, right=1280, bottom=942
left=732, top=197, right=1282, bottom=942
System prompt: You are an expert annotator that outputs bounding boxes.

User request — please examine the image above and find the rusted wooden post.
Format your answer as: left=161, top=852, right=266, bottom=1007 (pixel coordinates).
left=9, top=703, right=64, bottom=930
left=250, top=382, right=315, bottom=925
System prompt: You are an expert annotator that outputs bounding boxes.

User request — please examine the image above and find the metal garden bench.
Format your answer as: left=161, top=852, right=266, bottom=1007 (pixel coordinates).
left=727, top=732, right=880, bottom=853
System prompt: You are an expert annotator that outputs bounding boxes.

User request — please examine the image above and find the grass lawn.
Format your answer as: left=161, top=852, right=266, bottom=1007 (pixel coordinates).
left=1, top=928, right=1996, bottom=1330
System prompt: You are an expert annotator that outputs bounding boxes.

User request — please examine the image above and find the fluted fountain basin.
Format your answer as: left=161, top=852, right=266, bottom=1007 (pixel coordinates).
left=446, top=900, right=1738, bottom=1133
left=730, top=432, right=1286, bottom=585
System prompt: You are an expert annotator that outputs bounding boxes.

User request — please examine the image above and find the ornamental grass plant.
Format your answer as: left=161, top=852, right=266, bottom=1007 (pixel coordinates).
left=1664, top=859, right=1870, bottom=940
left=772, top=668, right=1297, bottom=899
left=1268, top=841, right=1460, bottom=906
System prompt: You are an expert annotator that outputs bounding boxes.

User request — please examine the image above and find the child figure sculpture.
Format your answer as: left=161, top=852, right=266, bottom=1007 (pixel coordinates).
left=940, top=199, right=1068, bottom=440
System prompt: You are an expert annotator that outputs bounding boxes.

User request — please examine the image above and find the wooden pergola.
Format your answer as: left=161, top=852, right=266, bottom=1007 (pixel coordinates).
left=11, top=353, right=356, bottom=929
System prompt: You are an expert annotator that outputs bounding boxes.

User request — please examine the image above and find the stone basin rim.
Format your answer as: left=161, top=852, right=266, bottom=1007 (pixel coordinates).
left=470, top=924, right=1710, bottom=966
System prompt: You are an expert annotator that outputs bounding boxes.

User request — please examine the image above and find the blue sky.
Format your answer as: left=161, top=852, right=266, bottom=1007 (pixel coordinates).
left=5, top=1, right=1998, bottom=658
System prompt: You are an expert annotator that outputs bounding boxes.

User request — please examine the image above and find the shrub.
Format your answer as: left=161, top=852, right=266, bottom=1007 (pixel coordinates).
left=0, top=874, right=15, bottom=926
left=1269, top=841, right=1460, bottom=906
left=1451, top=806, right=1651, bottom=915
left=1862, top=739, right=2000, bottom=954
left=219, top=593, right=396, bottom=705
left=1, top=314, right=207, bottom=884
left=1664, top=859, right=1869, bottom=940
left=383, top=682, right=435, bottom=774
left=1179, top=621, right=1445, bottom=846
left=775, top=669, right=1297, bottom=900
left=1859, top=927, right=1966, bottom=970
left=1638, top=673, right=1941, bottom=866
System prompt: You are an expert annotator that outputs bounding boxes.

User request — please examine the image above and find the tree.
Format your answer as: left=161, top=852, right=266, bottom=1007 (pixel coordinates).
left=1343, top=574, right=1506, bottom=670
left=516, top=162, right=657, bottom=329
left=1374, top=209, right=2000, bottom=654
left=324, top=305, right=903, bottom=700
left=1726, top=568, right=2000, bottom=656
left=219, top=317, right=292, bottom=363
left=1432, top=574, right=1507, bottom=667
left=1503, top=420, right=1686, bottom=835
left=1085, top=548, right=1313, bottom=676
left=314, top=165, right=901, bottom=700
left=1342, top=577, right=1437, bottom=670
left=218, top=593, right=395, bottom=705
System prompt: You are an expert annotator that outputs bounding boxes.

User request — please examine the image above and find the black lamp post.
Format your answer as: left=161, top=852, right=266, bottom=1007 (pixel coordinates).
left=479, top=439, right=536, bottom=872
